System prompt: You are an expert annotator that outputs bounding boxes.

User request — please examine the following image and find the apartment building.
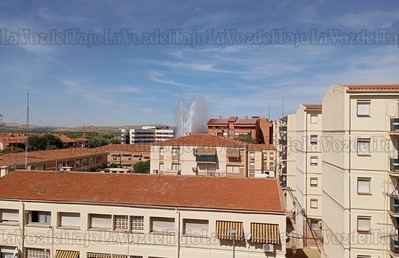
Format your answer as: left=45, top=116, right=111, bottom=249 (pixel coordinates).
left=0, top=148, right=107, bottom=176
left=295, top=104, right=323, bottom=248
left=274, top=115, right=297, bottom=212
left=322, top=84, right=399, bottom=258
left=0, top=171, right=286, bottom=258
left=121, top=126, right=175, bottom=144
left=96, top=144, right=150, bottom=171
left=150, top=134, right=276, bottom=178
left=207, top=116, right=273, bottom=144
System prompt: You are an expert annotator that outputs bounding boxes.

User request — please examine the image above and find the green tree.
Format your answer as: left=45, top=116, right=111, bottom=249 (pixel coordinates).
left=27, top=134, right=63, bottom=151
left=2, top=146, right=24, bottom=154
left=133, top=160, right=150, bottom=174
left=235, top=134, right=257, bottom=144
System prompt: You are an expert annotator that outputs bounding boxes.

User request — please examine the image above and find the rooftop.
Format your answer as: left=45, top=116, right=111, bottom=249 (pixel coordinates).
left=96, top=144, right=150, bottom=153
left=155, top=134, right=247, bottom=147
left=0, top=171, right=285, bottom=213
left=208, top=117, right=268, bottom=126
left=303, top=104, right=322, bottom=111
left=342, top=83, right=399, bottom=92
left=0, top=148, right=105, bottom=167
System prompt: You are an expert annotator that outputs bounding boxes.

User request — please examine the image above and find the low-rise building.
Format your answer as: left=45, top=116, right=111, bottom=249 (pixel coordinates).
left=121, top=125, right=175, bottom=144
left=0, top=148, right=107, bottom=176
left=0, top=171, right=286, bottom=258
left=0, top=134, right=26, bottom=151
left=150, top=134, right=276, bottom=178
left=207, top=116, right=273, bottom=144
left=96, top=144, right=150, bottom=170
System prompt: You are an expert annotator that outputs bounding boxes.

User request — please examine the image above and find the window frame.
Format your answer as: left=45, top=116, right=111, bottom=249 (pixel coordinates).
left=0, top=209, right=19, bottom=225
left=88, top=214, right=112, bottom=231
left=182, top=219, right=209, bottom=238
left=357, top=177, right=371, bottom=195
left=357, top=216, right=371, bottom=234
left=310, top=199, right=318, bottom=209
left=310, top=135, right=318, bottom=145
left=58, top=212, right=80, bottom=229
left=150, top=217, right=175, bottom=235
left=357, top=100, right=371, bottom=117
left=310, top=114, right=319, bottom=124
left=357, top=138, right=371, bottom=156
left=310, top=156, right=318, bottom=166
left=27, top=211, right=51, bottom=226
left=310, top=177, right=318, bottom=187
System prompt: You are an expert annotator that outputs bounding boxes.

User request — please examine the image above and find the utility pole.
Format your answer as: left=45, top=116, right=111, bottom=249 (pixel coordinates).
left=24, top=92, right=30, bottom=169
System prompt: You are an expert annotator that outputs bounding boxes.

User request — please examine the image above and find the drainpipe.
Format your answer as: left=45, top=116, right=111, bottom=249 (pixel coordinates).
left=176, top=209, right=181, bottom=258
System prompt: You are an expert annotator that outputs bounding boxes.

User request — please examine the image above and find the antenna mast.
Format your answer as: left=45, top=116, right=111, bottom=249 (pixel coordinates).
left=24, top=92, right=30, bottom=169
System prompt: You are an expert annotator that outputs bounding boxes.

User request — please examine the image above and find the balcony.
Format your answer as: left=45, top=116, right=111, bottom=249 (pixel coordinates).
left=390, top=195, right=399, bottom=217
left=279, top=139, right=287, bottom=145
left=391, top=158, right=399, bottom=177
left=390, top=117, right=399, bottom=137
left=391, top=235, right=399, bottom=256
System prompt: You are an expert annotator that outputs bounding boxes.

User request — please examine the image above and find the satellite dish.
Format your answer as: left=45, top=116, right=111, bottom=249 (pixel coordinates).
left=244, top=233, right=252, bottom=241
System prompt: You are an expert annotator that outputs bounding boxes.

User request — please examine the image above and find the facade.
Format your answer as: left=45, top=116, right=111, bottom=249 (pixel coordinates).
left=0, top=148, right=107, bottom=176
left=96, top=144, right=150, bottom=171
left=121, top=126, right=175, bottom=144
left=295, top=104, right=323, bottom=248
left=0, top=171, right=286, bottom=258
left=150, top=134, right=276, bottom=178
left=207, top=116, right=273, bottom=144
left=322, top=84, right=399, bottom=258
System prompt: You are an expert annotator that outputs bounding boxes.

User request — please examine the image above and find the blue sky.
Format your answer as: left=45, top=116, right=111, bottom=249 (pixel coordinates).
left=1, top=0, right=399, bottom=127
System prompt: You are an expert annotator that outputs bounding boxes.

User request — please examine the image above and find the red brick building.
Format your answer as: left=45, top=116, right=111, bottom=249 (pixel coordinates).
left=207, top=116, right=273, bottom=144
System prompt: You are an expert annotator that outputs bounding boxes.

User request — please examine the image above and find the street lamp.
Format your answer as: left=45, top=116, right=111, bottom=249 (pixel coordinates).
left=229, top=229, right=237, bottom=258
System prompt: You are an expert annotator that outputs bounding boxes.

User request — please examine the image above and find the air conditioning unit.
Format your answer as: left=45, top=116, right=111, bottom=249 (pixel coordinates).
left=263, top=244, right=275, bottom=253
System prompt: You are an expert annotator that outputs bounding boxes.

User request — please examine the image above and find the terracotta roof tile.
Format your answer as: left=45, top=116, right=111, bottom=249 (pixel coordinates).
left=155, top=134, right=247, bottom=147
left=248, top=144, right=276, bottom=151
left=343, top=83, right=399, bottom=91
left=0, top=135, right=26, bottom=144
left=0, top=171, right=284, bottom=213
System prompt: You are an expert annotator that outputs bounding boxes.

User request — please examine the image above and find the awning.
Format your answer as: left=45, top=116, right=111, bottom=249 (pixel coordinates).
left=197, top=147, right=216, bottom=156
left=87, top=253, right=111, bottom=258
left=250, top=223, right=280, bottom=244
left=216, top=220, right=243, bottom=241
left=55, top=250, right=79, bottom=258
left=226, top=149, right=241, bottom=158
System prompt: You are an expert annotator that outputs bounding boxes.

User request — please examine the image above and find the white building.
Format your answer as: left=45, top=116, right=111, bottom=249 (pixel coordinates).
left=121, top=125, right=175, bottom=144
left=322, top=84, right=399, bottom=258
left=0, top=170, right=286, bottom=258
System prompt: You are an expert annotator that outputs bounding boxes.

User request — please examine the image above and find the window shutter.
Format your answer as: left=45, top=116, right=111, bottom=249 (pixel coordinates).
left=357, top=217, right=370, bottom=231
left=151, top=218, right=175, bottom=233
left=357, top=101, right=370, bottom=116
left=357, top=179, right=370, bottom=194
left=60, top=213, right=80, bottom=227
left=1, top=209, right=19, bottom=222
left=90, top=215, right=112, bottom=229
left=184, top=219, right=209, bottom=236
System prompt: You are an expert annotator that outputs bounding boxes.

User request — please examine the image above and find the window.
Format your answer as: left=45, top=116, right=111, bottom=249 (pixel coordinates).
left=171, top=163, right=180, bottom=171
left=357, top=138, right=371, bottom=156
left=172, top=148, right=179, bottom=156
left=269, top=162, right=274, bottom=169
left=1, top=247, right=18, bottom=258
left=357, top=178, right=371, bottom=195
left=131, top=216, right=144, bottom=231
left=310, top=135, right=318, bottom=145
left=227, top=165, right=240, bottom=173
left=151, top=217, right=175, bottom=234
left=310, top=199, right=318, bottom=209
left=183, top=219, right=209, bottom=237
left=310, top=114, right=318, bottom=124
left=310, top=177, right=318, bottom=187
left=0, top=209, right=19, bottom=224
left=28, top=211, right=51, bottom=225
left=59, top=212, right=80, bottom=228
left=89, top=214, right=112, bottom=230
left=114, top=215, right=129, bottom=231
left=159, top=163, right=164, bottom=172
left=357, top=100, right=370, bottom=117
left=310, top=156, right=318, bottom=166
left=249, top=152, right=255, bottom=159
left=357, top=216, right=371, bottom=233
left=159, top=147, right=165, bottom=155
left=26, top=248, right=49, bottom=258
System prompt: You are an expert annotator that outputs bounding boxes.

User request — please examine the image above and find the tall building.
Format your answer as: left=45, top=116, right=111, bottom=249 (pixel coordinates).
left=295, top=104, right=323, bottom=248
left=0, top=171, right=286, bottom=258
left=322, top=84, right=399, bottom=258
left=207, top=116, right=273, bottom=144
left=150, top=134, right=276, bottom=178
left=120, top=125, right=175, bottom=144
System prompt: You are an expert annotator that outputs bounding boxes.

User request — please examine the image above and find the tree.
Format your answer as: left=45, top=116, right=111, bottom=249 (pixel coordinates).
left=27, top=134, right=63, bottom=151
left=2, top=146, right=24, bottom=154
left=133, top=160, right=150, bottom=174
left=235, top=134, right=257, bottom=144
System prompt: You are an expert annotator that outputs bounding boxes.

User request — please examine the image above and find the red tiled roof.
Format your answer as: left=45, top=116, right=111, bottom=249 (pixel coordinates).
left=0, top=171, right=285, bottom=213
left=303, top=104, right=322, bottom=111
left=0, top=148, right=106, bottom=167
left=155, top=134, right=247, bottom=147
left=0, top=135, right=26, bottom=144
left=343, top=83, right=399, bottom=92
left=57, top=135, right=88, bottom=143
left=96, top=144, right=150, bottom=153
left=248, top=144, right=276, bottom=151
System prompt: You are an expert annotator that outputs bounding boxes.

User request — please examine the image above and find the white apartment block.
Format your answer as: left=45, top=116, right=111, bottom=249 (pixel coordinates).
left=0, top=171, right=286, bottom=258
left=121, top=126, right=175, bottom=144
left=322, top=84, right=399, bottom=258
left=295, top=104, right=323, bottom=248
left=150, top=134, right=276, bottom=178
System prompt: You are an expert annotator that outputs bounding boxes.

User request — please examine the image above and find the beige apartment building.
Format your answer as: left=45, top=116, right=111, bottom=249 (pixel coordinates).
left=295, top=104, right=323, bottom=248
left=96, top=144, right=150, bottom=171
left=322, top=84, right=399, bottom=258
left=0, top=171, right=286, bottom=258
left=150, top=134, right=276, bottom=178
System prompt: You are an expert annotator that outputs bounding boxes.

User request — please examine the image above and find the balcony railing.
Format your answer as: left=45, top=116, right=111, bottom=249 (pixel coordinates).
left=392, top=117, right=399, bottom=132
left=391, top=235, right=399, bottom=254
left=196, top=155, right=217, bottom=163
left=391, top=195, right=399, bottom=214
left=392, top=158, right=399, bottom=174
